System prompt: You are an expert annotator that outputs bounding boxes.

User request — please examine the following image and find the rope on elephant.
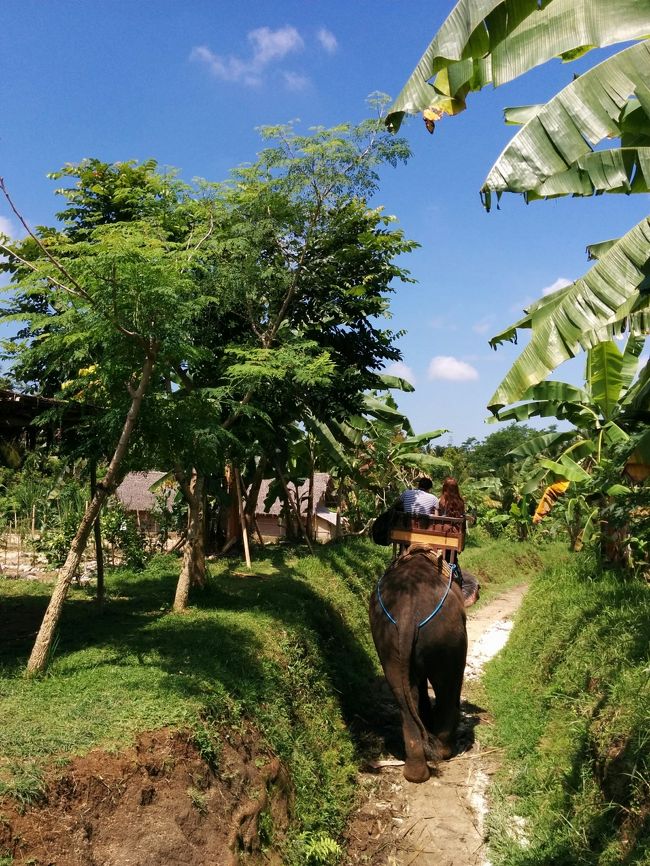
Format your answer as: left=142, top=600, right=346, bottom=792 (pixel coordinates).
left=377, top=549, right=455, bottom=629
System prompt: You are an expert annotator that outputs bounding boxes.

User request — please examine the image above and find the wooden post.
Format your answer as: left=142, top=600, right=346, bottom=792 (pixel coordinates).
left=234, top=468, right=252, bottom=571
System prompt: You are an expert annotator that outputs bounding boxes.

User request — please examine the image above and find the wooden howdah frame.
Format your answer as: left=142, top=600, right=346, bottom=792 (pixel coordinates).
left=389, top=512, right=466, bottom=556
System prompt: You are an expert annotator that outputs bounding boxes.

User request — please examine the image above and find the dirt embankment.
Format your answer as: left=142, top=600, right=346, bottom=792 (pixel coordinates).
left=0, top=727, right=291, bottom=866
left=344, top=585, right=527, bottom=866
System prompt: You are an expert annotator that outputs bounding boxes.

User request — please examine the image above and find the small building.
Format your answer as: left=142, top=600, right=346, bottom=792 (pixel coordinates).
left=253, top=472, right=341, bottom=543
left=114, top=471, right=176, bottom=534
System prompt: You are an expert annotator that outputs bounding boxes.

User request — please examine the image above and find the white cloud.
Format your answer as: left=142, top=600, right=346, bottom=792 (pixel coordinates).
left=317, top=28, right=338, bottom=53
left=190, top=26, right=304, bottom=87
left=428, top=356, right=479, bottom=382
left=385, top=361, right=416, bottom=385
left=542, top=277, right=572, bottom=296
left=249, top=26, right=303, bottom=64
left=0, top=216, right=15, bottom=239
left=283, top=71, right=310, bottom=91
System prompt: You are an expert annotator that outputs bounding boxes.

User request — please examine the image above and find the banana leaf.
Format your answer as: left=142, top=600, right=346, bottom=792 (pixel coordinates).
left=586, top=340, right=624, bottom=422
left=304, top=416, right=356, bottom=472
left=507, top=429, right=575, bottom=458
left=587, top=239, right=618, bottom=261
left=620, top=336, right=646, bottom=392
left=362, top=394, right=414, bottom=430
left=375, top=372, right=416, bottom=393
left=400, top=429, right=448, bottom=447
left=481, top=41, right=650, bottom=208
left=621, top=356, right=650, bottom=418
left=386, top=0, right=650, bottom=132
left=397, top=452, right=453, bottom=472
left=538, top=455, right=592, bottom=482
left=488, top=216, right=650, bottom=412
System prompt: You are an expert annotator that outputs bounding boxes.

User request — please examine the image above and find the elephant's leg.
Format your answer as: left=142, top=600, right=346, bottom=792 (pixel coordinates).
left=429, top=660, right=464, bottom=760
left=383, top=658, right=430, bottom=783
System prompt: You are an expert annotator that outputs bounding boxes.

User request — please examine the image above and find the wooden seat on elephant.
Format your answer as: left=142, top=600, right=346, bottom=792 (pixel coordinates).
left=389, top=512, right=465, bottom=559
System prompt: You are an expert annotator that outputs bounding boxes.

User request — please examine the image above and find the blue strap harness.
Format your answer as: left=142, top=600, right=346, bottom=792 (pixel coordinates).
left=377, top=562, right=455, bottom=629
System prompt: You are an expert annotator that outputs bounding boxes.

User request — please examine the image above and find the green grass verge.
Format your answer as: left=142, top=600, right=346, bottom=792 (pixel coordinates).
left=482, top=554, right=650, bottom=866
left=0, top=535, right=568, bottom=862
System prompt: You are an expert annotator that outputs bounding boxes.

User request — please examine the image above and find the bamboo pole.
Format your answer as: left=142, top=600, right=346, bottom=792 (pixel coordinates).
left=234, top=468, right=252, bottom=570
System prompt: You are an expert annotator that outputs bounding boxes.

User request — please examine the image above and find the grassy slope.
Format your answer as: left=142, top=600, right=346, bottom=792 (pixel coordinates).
left=0, top=536, right=566, bottom=858
left=482, top=555, right=650, bottom=866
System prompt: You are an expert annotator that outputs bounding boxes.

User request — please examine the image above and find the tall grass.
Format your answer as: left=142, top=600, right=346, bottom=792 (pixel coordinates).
left=482, top=554, right=650, bottom=865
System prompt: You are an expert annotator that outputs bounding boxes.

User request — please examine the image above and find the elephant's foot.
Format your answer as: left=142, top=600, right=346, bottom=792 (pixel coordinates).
left=436, top=740, right=455, bottom=761
left=432, top=732, right=456, bottom=761
left=403, top=759, right=430, bottom=783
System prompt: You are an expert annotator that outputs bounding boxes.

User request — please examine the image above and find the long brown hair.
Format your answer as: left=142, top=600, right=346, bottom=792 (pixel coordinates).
left=439, top=477, right=465, bottom=517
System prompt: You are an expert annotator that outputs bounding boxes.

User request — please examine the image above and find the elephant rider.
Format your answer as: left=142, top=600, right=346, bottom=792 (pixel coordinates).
left=397, top=476, right=439, bottom=516
left=437, top=477, right=479, bottom=606
left=390, top=478, right=439, bottom=553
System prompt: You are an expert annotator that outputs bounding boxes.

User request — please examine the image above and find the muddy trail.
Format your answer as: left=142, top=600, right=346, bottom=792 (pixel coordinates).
left=345, top=584, right=527, bottom=866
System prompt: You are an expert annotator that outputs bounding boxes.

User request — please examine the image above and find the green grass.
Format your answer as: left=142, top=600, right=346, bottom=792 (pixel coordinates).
left=462, top=536, right=569, bottom=607
left=0, top=536, right=568, bottom=858
left=482, top=554, right=650, bottom=866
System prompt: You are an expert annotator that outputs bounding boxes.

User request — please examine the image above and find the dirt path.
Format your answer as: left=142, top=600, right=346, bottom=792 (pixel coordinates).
left=346, top=584, right=528, bottom=866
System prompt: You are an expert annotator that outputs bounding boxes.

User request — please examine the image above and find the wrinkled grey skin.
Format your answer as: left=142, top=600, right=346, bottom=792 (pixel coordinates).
left=369, top=551, right=467, bottom=783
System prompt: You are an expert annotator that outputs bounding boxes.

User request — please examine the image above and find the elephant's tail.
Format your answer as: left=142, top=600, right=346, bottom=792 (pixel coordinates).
left=397, top=615, right=428, bottom=745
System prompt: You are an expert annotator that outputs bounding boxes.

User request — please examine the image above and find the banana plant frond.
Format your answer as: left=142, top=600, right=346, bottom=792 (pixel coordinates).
left=507, top=429, right=576, bottom=458
left=538, top=455, right=592, bottom=483
left=396, top=452, right=453, bottom=472
left=386, top=0, right=650, bottom=132
left=375, top=372, right=416, bottom=393
left=399, top=429, right=448, bottom=447
left=488, top=216, right=650, bottom=412
left=532, top=480, right=570, bottom=523
left=481, top=41, right=650, bottom=208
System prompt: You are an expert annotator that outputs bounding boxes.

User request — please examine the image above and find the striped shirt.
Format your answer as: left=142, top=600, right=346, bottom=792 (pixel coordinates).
left=399, top=488, right=440, bottom=515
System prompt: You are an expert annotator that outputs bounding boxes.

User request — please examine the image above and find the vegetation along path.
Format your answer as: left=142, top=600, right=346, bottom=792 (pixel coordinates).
left=346, top=584, right=528, bottom=866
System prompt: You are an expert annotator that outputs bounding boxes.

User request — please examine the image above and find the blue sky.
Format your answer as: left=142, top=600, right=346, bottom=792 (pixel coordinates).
left=2, top=1, right=647, bottom=443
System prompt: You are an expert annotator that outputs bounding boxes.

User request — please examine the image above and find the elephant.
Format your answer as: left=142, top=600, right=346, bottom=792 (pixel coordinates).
left=369, top=547, right=467, bottom=783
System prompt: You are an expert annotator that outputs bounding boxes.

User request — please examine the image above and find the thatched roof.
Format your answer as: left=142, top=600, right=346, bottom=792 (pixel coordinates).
left=253, top=472, right=332, bottom=516
left=115, top=471, right=174, bottom=513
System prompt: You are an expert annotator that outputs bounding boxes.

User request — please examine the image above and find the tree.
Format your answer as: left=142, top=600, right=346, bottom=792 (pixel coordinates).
left=167, top=103, right=417, bottom=570
left=0, top=165, right=221, bottom=671
left=384, top=1, right=650, bottom=411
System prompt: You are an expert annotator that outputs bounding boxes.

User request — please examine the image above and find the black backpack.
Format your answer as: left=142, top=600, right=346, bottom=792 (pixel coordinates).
left=371, top=508, right=395, bottom=546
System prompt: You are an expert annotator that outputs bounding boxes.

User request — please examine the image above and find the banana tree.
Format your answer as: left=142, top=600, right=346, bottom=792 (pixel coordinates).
left=500, top=336, right=647, bottom=553
left=385, top=0, right=650, bottom=410
left=307, top=378, right=450, bottom=530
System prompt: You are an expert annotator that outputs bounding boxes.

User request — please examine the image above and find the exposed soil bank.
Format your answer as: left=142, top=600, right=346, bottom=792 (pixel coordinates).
left=0, top=728, right=291, bottom=866
left=344, top=585, right=528, bottom=866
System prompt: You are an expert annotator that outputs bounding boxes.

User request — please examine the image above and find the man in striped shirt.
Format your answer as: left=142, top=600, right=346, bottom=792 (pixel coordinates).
left=398, top=477, right=440, bottom=514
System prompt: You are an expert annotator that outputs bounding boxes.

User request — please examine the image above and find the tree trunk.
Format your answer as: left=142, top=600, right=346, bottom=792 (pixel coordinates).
left=26, top=348, right=158, bottom=675
left=173, top=468, right=206, bottom=612
left=90, top=462, right=105, bottom=607
left=307, top=463, right=315, bottom=543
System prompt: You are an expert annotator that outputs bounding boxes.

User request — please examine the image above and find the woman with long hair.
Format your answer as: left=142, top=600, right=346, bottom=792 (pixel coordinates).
left=438, top=477, right=465, bottom=518
left=437, top=477, right=480, bottom=606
